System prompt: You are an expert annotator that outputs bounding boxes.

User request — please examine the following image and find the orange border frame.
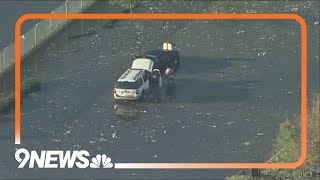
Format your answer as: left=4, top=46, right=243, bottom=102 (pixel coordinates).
left=15, top=14, right=307, bottom=169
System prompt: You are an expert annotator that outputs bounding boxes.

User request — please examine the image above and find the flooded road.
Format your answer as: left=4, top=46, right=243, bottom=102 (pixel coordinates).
left=0, top=1, right=319, bottom=179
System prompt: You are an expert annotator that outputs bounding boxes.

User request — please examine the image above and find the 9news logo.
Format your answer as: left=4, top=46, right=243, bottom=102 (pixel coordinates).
left=15, top=148, right=113, bottom=169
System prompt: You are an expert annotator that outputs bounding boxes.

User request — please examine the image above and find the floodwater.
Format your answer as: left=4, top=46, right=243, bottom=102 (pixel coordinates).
left=0, top=1, right=319, bottom=179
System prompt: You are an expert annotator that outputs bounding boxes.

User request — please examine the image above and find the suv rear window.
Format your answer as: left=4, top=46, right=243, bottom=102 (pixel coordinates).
left=115, top=78, right=143, bottom=89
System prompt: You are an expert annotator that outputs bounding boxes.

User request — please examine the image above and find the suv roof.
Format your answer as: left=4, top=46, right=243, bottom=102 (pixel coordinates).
left=118, top=69, right=144, bottom=82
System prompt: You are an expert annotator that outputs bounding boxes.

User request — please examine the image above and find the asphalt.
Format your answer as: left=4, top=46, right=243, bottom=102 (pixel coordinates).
left=0, top=0, right=319, bottom=179
left=0, top=0, right=64, bottom=50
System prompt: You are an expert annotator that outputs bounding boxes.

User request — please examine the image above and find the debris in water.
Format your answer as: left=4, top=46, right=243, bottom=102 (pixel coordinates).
left=227, top=121, right=235, bottom=125
left=112, top=131, right=117, bottom=138
left=257, top=133, right=264, bottom=136
left=237, top=30, right=244, bottom=34
left=153, top=155, right=158, bottom=158
left=243, top=141, right=250, bottom=146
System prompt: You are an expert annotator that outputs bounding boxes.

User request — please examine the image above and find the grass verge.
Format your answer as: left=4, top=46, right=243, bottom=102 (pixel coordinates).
left=226, top=94, right=320, bottom=179
left=0, top=78, right=40, bottom=113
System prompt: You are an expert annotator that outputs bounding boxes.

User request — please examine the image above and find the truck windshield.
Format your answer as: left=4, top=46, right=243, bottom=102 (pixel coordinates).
left=115, top=79, right=143, bottom=89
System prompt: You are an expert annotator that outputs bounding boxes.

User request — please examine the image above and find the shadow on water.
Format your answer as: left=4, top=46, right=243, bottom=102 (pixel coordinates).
left=180, top=56, right=256, bottom=75
left=174, top=79, right=258, bottom=103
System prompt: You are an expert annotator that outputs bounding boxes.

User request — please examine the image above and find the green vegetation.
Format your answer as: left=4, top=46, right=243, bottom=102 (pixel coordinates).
left=21, top=79, right=41, bottom=97
left=0, top=94, right=14, bottom=113
left=110, top=0, right=147, bottom=14
left=226, top=95, right=320, bottom=179
left=102, top=19, right=116, bottom=28
left=0, top=78, right=40, bottom=113
left=101, top=0, right=149, bottom=28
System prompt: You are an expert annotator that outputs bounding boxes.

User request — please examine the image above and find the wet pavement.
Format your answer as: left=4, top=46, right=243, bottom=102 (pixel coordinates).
left=0, top=1, right=319, bottom=179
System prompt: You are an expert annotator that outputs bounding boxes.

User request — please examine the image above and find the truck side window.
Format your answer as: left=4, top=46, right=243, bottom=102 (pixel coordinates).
left=142, top=72, right=148, bottom=82
left=136, top=77, right=143, bottom=86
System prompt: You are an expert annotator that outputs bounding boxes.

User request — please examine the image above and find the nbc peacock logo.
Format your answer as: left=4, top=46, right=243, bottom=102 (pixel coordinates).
left=90, top=154, right=113, bottom=168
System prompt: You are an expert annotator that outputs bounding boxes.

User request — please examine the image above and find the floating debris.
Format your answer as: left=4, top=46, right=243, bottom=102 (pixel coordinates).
left=112, top=131, right=117, bottom=138
left=99, top=137, right=107, bottom=142
left=291, top=8, right=298, bottom=12
left=243, top=141, right=250, bottom=146
left=227, top=121, right=235, bottom=125
left=257, top=133, right=264, bottom=136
